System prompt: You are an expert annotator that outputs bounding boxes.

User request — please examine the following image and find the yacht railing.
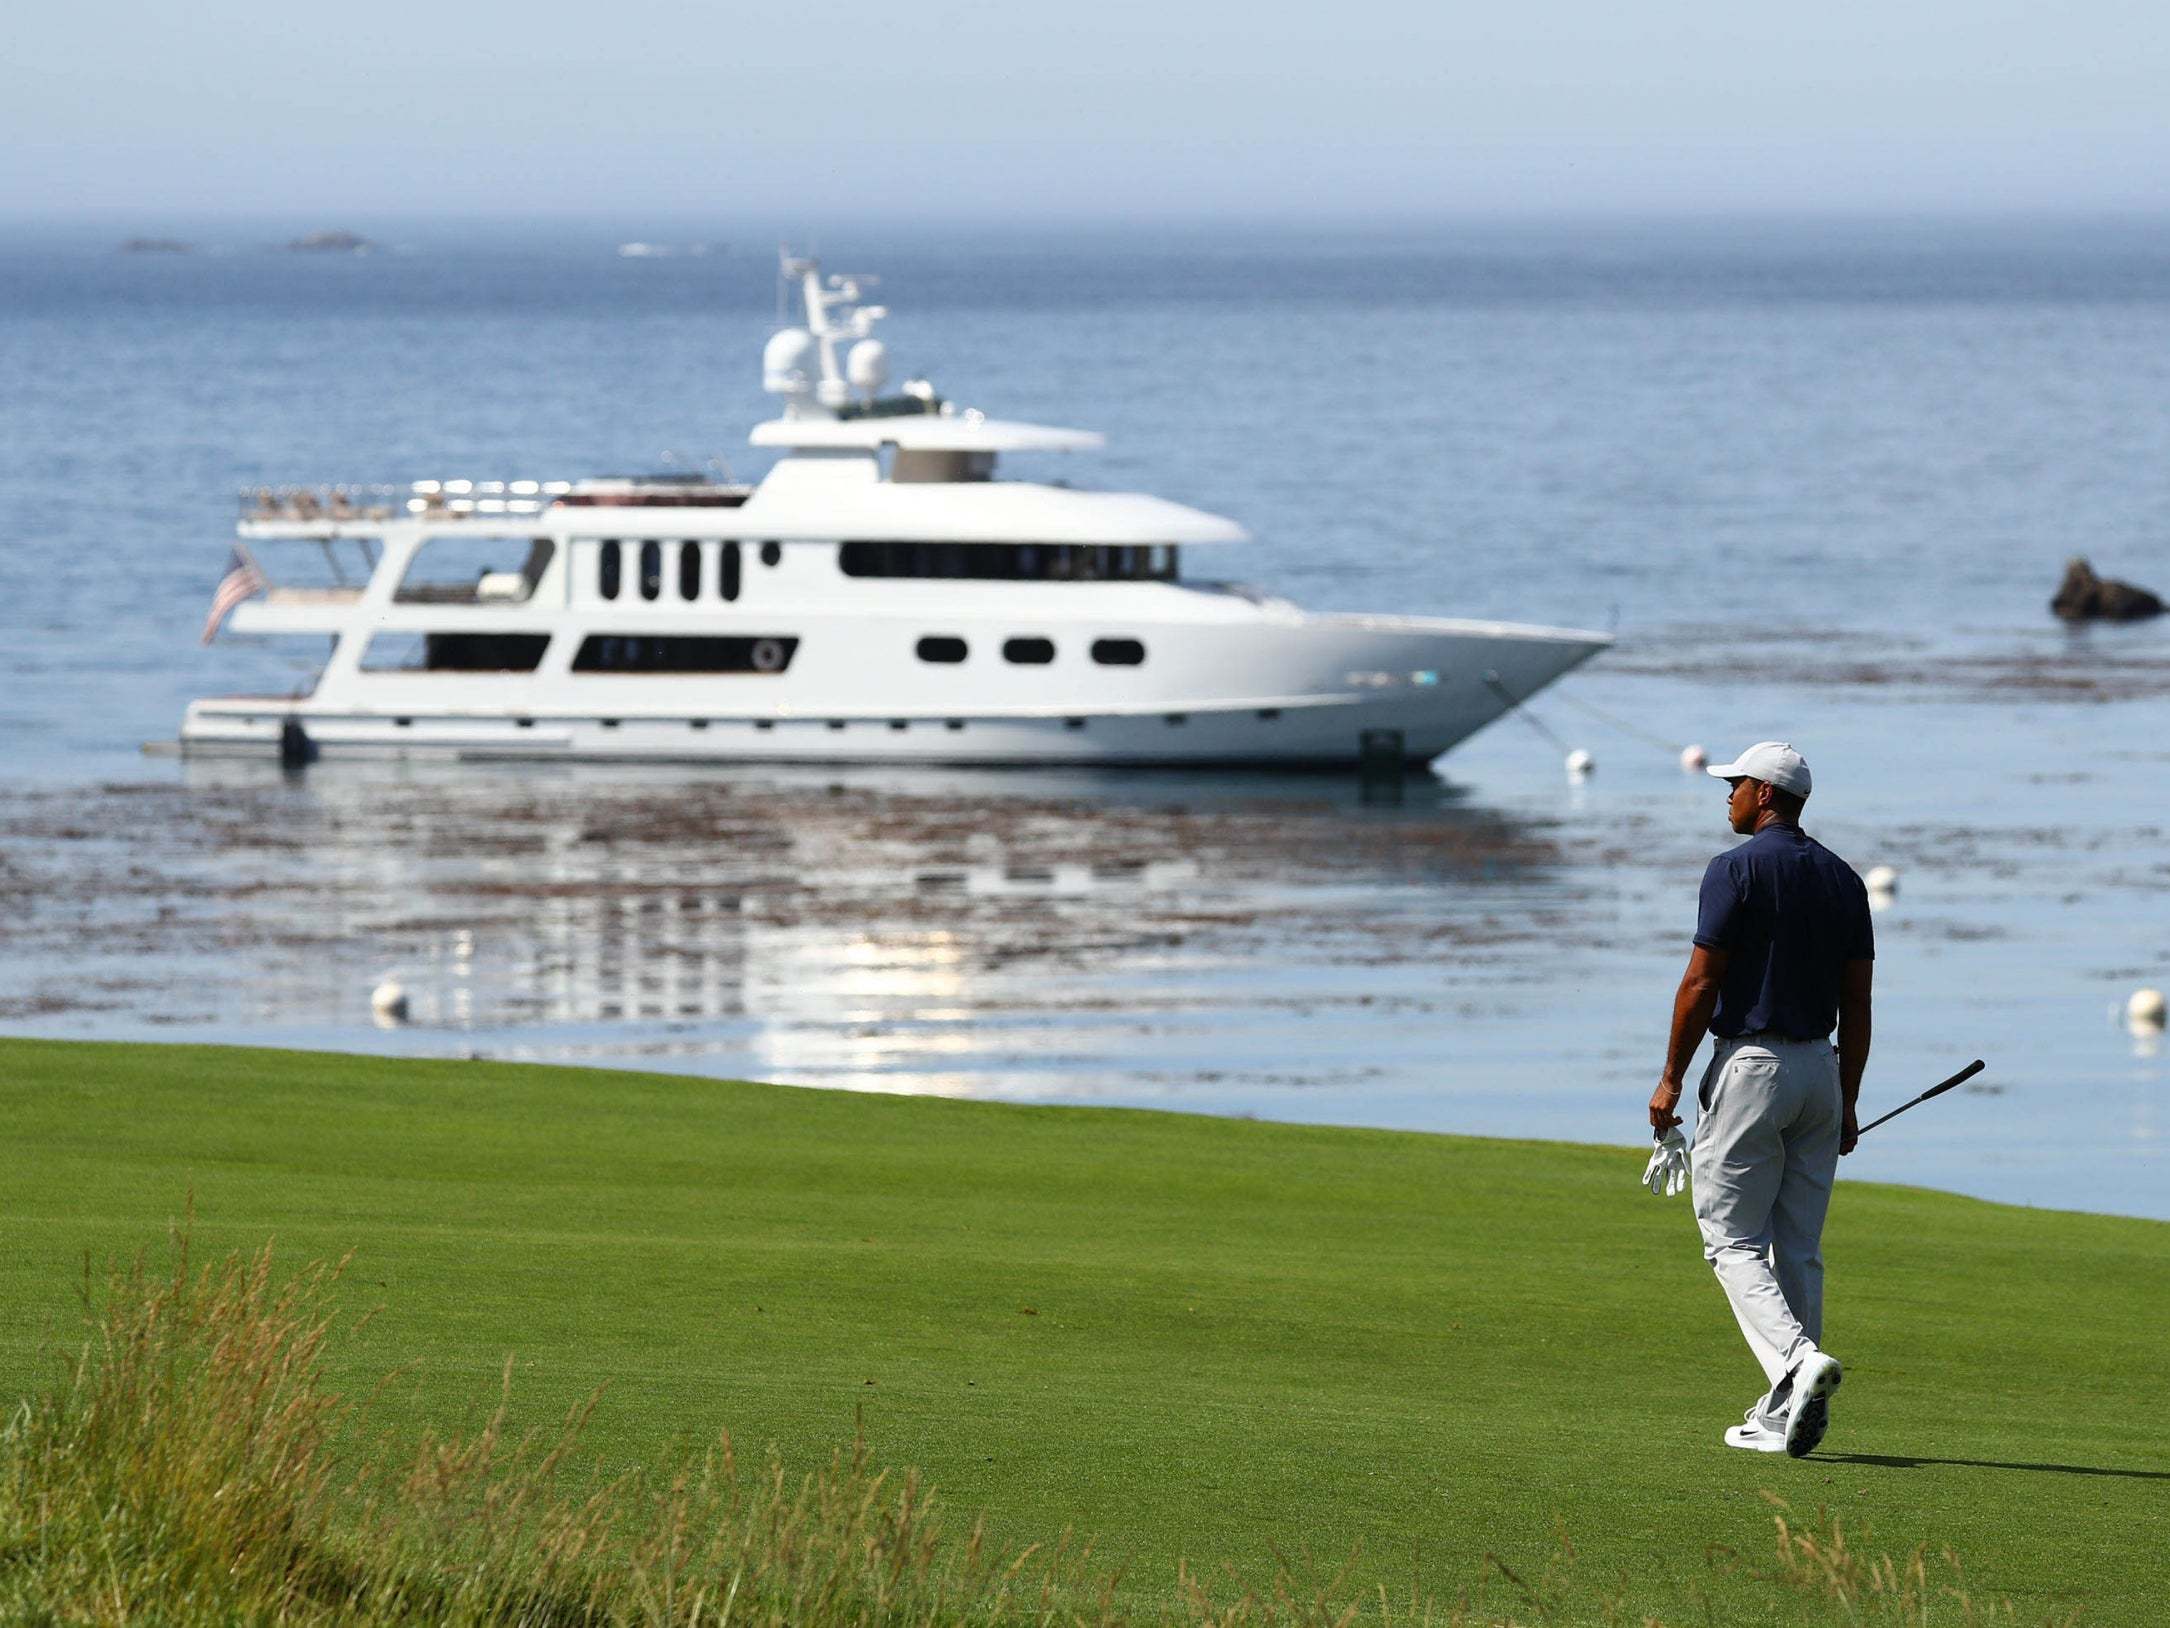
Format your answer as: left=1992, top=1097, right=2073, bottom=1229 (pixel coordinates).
left=239, top=480, right=576, bottom=523
left=242, top=485, right=400, bottom=522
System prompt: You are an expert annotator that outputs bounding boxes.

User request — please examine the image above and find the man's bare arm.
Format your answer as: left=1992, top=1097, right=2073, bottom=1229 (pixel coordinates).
left=1651, top=943, right=1729, bottom=1132
left=1836, top=957, right=1872, bottom=1155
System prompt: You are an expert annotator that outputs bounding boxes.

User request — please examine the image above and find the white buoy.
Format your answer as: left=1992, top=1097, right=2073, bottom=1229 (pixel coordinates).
left=370, top=979, right=410, bottom=1027
left=1680, top=744, right=1708, bottom=772
left=1864, top=865, right=1899, bottom=896
left=2128, top=987, right=2167, bottom=1030
left=1565, top=748, right=1594, bottom=777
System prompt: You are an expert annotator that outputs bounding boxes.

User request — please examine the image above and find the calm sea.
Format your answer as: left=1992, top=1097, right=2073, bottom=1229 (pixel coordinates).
left=1, top=217, right=2165, bottom=1217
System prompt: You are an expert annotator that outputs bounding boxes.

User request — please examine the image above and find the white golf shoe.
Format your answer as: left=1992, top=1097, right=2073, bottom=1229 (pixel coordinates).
left=1782, top=1352, right=1843, bottom=1458
left=1723, top=1420, right=1788, bottom=1452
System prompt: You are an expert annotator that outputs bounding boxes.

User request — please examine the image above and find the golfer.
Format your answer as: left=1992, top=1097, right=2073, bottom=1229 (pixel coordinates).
left=1648, top=741, right=1874, bottom=1457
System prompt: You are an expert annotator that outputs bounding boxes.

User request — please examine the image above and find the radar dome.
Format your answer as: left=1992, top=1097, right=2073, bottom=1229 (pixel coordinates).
left=846, top=339, right=890, bottom=396
left=763, top=328, right=817, bottom=396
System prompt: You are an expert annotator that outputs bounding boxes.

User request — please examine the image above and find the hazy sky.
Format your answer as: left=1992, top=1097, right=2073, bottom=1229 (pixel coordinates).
left=8, top=0, right=2168, bottom=218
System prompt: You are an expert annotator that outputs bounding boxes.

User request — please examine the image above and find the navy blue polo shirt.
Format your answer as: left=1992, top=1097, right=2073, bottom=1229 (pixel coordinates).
left=1694, top=824, right=1874, bottom=1040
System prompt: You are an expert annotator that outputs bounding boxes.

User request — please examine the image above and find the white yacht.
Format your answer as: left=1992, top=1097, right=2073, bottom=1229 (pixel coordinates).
left=180, top=254, right=1607, bottom=768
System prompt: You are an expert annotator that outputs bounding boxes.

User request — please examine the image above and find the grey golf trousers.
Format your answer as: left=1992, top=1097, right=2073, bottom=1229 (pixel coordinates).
left=1691, top=1034, right=1841, bottom=1426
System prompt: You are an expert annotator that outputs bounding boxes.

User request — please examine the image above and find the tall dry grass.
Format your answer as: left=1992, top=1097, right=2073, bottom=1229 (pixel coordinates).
left=0, top=1227, right=2070, bottom=1626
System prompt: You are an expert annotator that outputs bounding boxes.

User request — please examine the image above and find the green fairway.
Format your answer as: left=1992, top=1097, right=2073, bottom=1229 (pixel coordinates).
left=0, top=1037, right=2162, bottom=1624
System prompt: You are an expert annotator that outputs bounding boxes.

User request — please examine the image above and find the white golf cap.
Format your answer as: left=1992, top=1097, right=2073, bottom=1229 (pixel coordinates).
left=1707, top=740, right=1812, bottom=798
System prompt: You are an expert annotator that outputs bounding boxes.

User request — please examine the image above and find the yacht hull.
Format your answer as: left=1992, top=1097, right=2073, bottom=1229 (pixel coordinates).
left=177, top=615, right=1608, bottom=768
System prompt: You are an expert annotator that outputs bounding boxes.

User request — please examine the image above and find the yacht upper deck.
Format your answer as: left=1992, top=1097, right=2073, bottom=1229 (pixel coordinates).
left=239, top=466, right=1247, bottom=547
left=239, top=476, right=757, bottom=538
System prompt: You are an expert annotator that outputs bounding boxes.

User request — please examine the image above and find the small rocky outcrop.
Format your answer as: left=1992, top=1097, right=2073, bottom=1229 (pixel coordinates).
left=2051, top=557, right=2164, bottom=622
left=287, top=229, right=372, bottom=253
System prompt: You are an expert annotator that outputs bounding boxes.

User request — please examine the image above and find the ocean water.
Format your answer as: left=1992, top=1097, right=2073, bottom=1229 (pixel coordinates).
left=1, top=217, right=2165, bottom=1218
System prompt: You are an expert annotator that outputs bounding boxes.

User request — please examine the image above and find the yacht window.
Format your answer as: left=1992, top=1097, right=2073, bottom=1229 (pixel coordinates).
left=720, top=541, right=741, bottom=602
left=916, top=636, right=967, bottom=664
left=838, top=542, right=1175, bottom=581
left=599, top=541, right=621, bottom=600
left=1091, top=638, right=1145, bottom=666
left=760, top=541, right=782, bottom=567
left=394, top=537, right=556, bottom=605
left=1003, top=637, right=1055, bottom=665
left=678, top=541, right=701, bottom=600
left=571, top=635, right=799, bottom=674
left=361, top=632, right=551, bottom=672
left=639, top=542, right=662, bottom=600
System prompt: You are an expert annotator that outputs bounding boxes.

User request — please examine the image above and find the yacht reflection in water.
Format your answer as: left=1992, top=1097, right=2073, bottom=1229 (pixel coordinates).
left=155, top=759, right=1566, bottom=1102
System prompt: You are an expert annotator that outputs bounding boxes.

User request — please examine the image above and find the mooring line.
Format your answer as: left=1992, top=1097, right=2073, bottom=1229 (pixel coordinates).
left=1546, top=688, right=1686, bottom=754
left=1482, top=672, right=1572, bottom=752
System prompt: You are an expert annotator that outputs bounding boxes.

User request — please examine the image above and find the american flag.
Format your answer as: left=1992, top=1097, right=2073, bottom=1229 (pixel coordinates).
left=200, top=548, right=268, bottom=643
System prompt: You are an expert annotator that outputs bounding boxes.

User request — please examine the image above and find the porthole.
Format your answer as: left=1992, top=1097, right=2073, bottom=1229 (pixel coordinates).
left=1091, top=638, right=1145, bottom=666
left=945, top=719, right=966, bottom=731
left=1165, top=713, right=1189, bottom=726
left=678, top=541, right=701, bottom=600
left=720, top=541, right=741, bottom=602
left=1258, top=708, right=1282, bottom=721
left=639, top=541, right=662, bottom=601
left=1003, top=637, right=1055, bottom=665
left=1064, top=717, right=1087, bottom=731
left=760, top=541, right=781, bottom=567
left=598, top=540, right=621, bottom=600
left=916, top=635, right=967, bottom=664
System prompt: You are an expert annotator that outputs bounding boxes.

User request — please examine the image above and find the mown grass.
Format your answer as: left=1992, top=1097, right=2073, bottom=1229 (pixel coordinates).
left=0, top=1038, right=2162, bottom=1624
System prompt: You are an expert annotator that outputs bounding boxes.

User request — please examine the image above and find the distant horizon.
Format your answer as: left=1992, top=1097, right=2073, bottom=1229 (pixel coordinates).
left=13, top=206, right=2170, bottom=233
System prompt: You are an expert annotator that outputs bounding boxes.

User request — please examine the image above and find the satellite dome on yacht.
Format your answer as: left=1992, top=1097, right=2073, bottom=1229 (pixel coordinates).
left=176, top=251, right=1607, bottom=767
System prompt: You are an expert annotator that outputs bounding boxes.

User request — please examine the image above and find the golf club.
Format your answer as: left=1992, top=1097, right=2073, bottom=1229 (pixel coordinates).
left=1855, top=1058, right=1985, bottom=1137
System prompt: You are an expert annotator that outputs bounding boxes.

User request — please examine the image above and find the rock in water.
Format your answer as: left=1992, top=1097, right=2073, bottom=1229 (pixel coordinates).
left=288, top=229, right=373, bottom=253
left=2051, top=557, right=2165, bottom=622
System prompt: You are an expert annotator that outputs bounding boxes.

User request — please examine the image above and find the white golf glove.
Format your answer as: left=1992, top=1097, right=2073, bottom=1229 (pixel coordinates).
left=1642, top=1127, right=1689, bottom=1198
